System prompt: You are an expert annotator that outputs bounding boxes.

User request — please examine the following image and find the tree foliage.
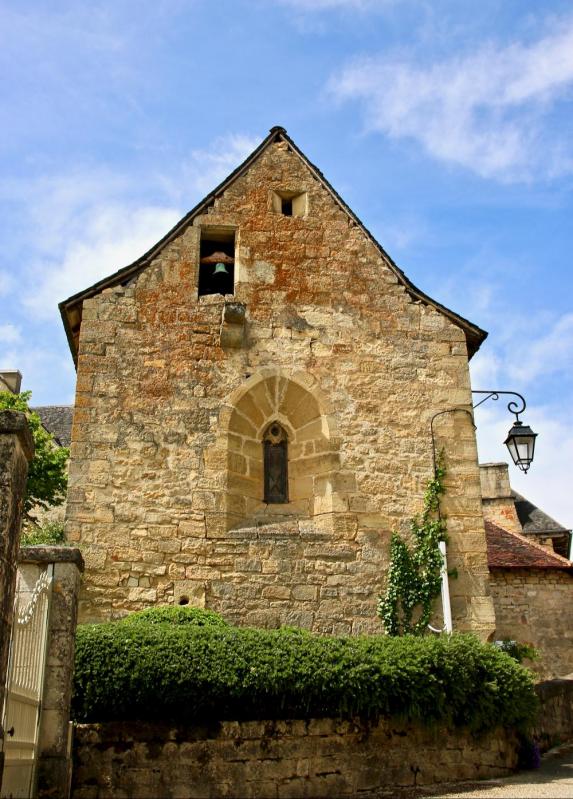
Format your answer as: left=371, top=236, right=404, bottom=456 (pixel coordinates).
left=20, top=521, right=66, bottom=547
left=0, top=390, right=69, bottom=519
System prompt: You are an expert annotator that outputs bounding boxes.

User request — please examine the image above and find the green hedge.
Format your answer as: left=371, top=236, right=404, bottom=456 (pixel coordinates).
left=73, top=611, right=537, bottom=731
left=120, top=606, right=230, bottom=628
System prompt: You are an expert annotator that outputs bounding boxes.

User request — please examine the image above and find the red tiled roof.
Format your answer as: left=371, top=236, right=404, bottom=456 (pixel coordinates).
left=485, top=520, right=573, bottom=570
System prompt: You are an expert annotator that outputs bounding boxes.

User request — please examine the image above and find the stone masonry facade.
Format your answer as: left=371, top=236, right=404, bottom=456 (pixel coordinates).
left=480, top=462, right=523, bottom=535
left=489, top=568, right=573, bottom=678
left=64, top=131, right=495, bottom=635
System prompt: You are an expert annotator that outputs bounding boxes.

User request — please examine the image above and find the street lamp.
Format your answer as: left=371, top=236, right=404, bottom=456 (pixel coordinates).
left=427, top=389, right=537, bottom=635
left=472, top=391, right=537, bottom=474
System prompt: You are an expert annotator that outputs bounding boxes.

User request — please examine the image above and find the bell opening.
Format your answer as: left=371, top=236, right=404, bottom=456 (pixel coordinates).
left=198, top=228, right=236, bottom=297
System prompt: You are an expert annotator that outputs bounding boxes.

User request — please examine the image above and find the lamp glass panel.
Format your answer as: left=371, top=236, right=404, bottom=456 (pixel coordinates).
left=516, top=439, right=530, bottom=459
left=506, top=438, right=519, bottom=464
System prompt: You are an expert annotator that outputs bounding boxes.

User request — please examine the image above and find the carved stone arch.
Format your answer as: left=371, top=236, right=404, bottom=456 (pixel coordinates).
left=218, top=368, right=343, bottom=530
left=223, top=367, right=339, bottom=438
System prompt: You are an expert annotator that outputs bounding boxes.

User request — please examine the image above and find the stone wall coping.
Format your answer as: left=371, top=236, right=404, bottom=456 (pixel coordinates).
left=0, top=409, right=34, bottom=461
left=19, top=546, right=85, bottom=571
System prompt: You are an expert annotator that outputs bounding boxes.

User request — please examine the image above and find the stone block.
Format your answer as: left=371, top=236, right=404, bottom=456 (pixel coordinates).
left=262, top=585, right=291, bottom=600
left=173, top=580, right=206, bottom=608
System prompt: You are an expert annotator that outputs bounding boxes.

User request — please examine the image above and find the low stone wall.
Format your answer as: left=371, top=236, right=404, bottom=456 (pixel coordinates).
left=535, top=678, right=573, bottom=752
left=72, top=718, right=518, bottom=799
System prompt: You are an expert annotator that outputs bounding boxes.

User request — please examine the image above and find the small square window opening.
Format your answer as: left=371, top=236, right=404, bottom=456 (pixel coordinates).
left=271, top=190, right=307, bottom=218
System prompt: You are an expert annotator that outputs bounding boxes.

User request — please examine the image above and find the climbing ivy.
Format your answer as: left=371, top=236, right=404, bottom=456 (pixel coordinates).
left=378, top=458, right=448, bottom=635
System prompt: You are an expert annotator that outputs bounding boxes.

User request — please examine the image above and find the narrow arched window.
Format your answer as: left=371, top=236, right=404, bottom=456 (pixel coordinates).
left=263, top=422, right=289, bottom=504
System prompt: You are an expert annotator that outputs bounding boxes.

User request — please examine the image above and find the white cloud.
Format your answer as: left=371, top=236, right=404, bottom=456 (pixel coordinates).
left=474, top=402, right=573, bottom=530
left=24, top=205, right=181, bottom=316
left=468, top=350, right=502, bottom=389
left=471, top=310, right=573, bottom=387
left=469, top=307, right=573, bottom=532
left=329, top=16, right=573, bottom=180
left=371, top=212, right=431, bottom=254
left=1, top=129, right=259, bottom=400
left=508, top=312, right=573, bottom=383
left=193, top=134, right=260, bottom=191
left=0, top=324, right=21, bottom=344
left=0, top=271, right=15, bottom=297
left=1, top=337, right=77, bottom=405
left=4, top=132, right=258, bottom=320
left=171, top=134, right=260, bottom=198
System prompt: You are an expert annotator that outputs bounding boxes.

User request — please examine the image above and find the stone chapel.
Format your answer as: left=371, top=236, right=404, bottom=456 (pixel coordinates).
left=59, top=126, right=496, bottom=636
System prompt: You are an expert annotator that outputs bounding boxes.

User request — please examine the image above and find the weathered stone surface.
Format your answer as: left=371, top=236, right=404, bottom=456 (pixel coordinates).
left=19, top=545, right=85, bottom=569
left=489, top=568, right=573, bottom=678
left=534, top=678, right=573, bottom=751
left=480, top=462, right=523, bottom=534
left=65, top=140, right=495, bottom=636
left=71, top=718, right=519, bottom=798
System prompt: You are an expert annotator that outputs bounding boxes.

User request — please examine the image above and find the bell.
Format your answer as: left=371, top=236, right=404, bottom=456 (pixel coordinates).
left=213, top=262, right=229, bottom=276
left=200, top=250, right=234, bottom=265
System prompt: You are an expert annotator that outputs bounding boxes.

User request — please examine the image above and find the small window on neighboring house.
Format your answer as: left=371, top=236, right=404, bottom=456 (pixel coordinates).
left=198, top=228, right=236, bottom=297
left=271, top=190, right=307, bottom=218
left=263, top=422, right=289, bottom=503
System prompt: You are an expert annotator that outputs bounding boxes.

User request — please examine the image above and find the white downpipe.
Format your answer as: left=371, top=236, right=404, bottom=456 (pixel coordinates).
left=439, top=540, right=453, bottom=634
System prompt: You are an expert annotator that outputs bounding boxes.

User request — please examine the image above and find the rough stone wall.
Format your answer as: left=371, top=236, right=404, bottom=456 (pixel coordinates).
left=0, top=411, right=33, bottom=785
left=534, top=678, right=573, bottom=751
left=489, top=568, right=573, bottom=678
left=72, top=718, right=518, bottom=799
left=480, top=463, right=522, bottom=534
left=66, top=139, right=494, bottom=635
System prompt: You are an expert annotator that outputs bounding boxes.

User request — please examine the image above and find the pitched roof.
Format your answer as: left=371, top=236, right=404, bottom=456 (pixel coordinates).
left=59, top=126, right=488, bottom=365
left=485, top=520, right=573, bottom=571
left=512, top=490, right=571, bottom=536
left=32, top=405, right=73, bottom=448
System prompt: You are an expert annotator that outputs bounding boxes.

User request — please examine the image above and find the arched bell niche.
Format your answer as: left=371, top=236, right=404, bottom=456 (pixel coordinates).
left=219, top=369, right=342, bottom=529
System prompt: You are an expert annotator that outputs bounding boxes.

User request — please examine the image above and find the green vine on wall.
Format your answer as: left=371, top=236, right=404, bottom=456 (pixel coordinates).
left=378, top=457, right=448, bottom=636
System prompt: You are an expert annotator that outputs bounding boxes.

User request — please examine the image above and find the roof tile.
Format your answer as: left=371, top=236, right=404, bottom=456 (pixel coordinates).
left=485, top=520, right=573, bottom=571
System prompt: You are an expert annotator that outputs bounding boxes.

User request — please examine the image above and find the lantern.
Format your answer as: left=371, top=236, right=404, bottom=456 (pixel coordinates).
left=504, top=420, right=537, bottom=473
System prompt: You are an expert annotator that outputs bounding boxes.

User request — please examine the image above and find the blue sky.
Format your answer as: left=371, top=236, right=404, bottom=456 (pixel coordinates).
left=1, top=0, right=573, bottom=528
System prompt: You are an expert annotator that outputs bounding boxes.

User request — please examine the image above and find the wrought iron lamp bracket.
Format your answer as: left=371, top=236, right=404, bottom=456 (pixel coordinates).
left=471, top=390, right=526, bottom=422
left=430, top=407, right=475, bottom=477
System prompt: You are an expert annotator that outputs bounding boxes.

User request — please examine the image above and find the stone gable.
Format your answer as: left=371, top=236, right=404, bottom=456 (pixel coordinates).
left=63, top=133, right=495, bottom=635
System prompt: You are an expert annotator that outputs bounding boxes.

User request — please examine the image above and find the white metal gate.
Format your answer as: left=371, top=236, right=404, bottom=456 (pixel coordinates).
left=1, top=566, right=53, bottom=799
